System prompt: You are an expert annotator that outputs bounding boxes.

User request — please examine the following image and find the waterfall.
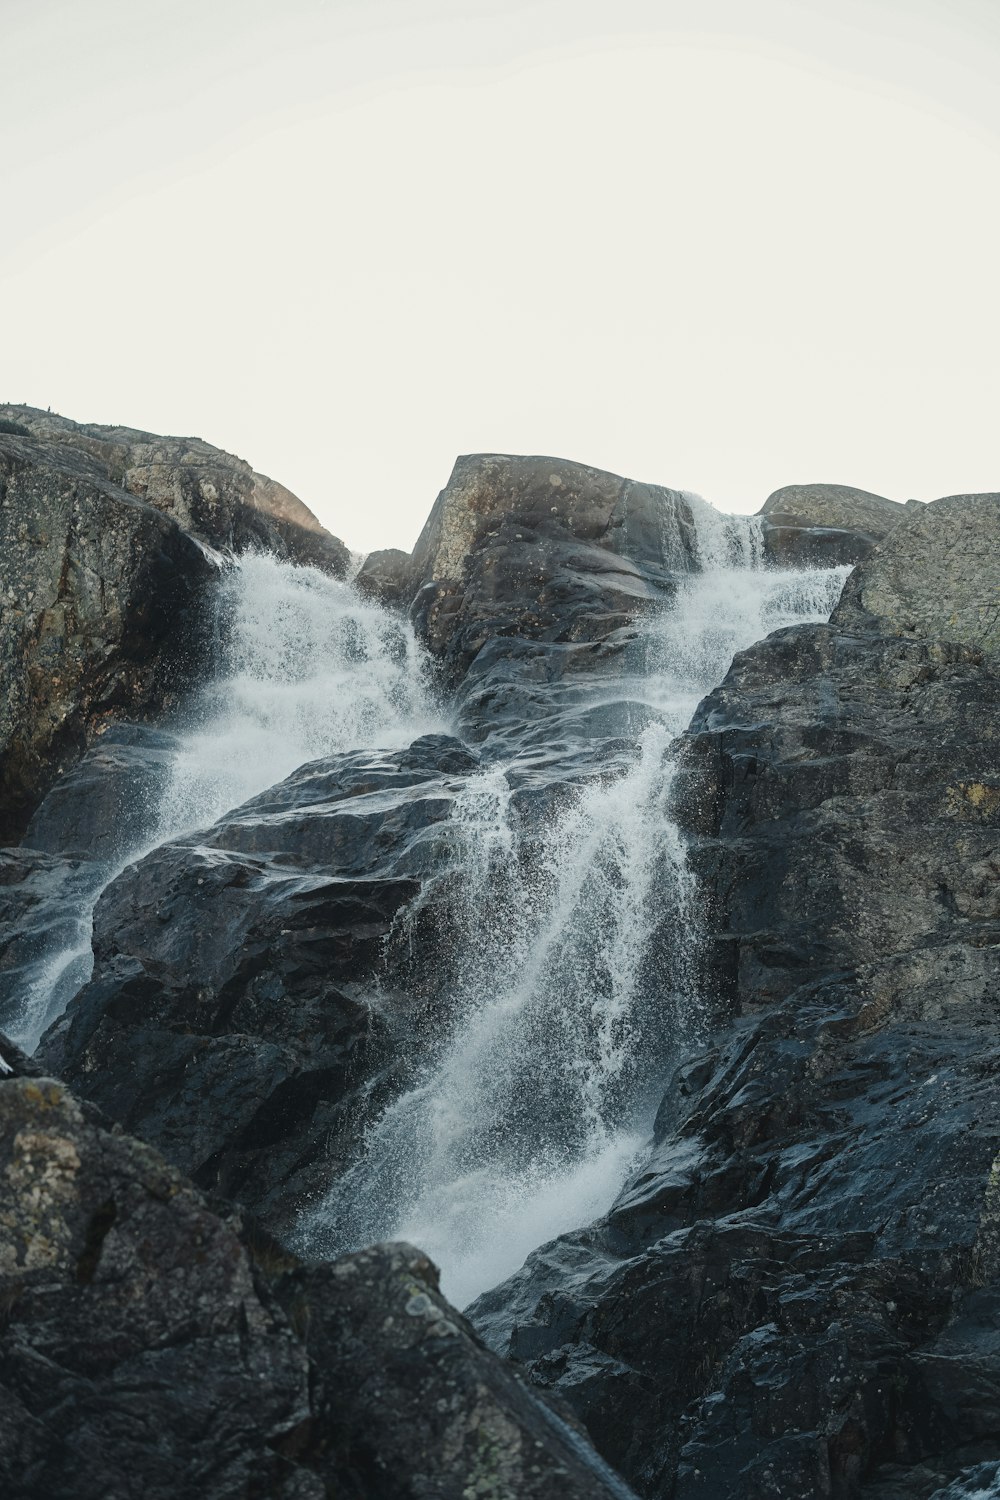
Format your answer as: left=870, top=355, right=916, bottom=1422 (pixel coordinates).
left=8, top=554, right=442, bottom=1051
left=300, top=522, right=851, bottom=1308
left=155, top=552, right=441, bottom=836
left=10, top=516, right=851, bottom=1310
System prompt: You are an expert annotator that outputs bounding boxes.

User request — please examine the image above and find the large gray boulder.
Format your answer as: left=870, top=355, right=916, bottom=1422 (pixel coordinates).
left=833, top=491, right=1000, bottom=659
left=37, top=734, right=484, bottom=1233
left=757, top=481, right=905, bottom=566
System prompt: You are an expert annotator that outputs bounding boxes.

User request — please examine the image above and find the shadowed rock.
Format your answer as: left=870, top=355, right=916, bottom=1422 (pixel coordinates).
left=354, top=547, right=411, bottom=607
left=0, top=1047, right=637, bottom=1499
left=37, top=734, right=484, bottom=1232
left=404, top=453, right=702, bottom=675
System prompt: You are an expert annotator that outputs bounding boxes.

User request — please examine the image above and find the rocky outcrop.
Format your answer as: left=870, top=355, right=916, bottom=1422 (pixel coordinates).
left=757, top=482, right=905, bottom=566
left=38, top=734, right=484, bottom=1233
left=0, top=407, right=350, bottom=575
left=0, top=1039, right=636, bottom=1499
left=6, top=423, right=999, bottom=1499
left=469, top=493, right=1000, bottom=1499
left=354, top=546, right=411, bottom=607
left=404, top=454, right=701, bottom=676
left=833, top=491, right=1000, bottom=659
left=0, top=410, right=348, bottom=842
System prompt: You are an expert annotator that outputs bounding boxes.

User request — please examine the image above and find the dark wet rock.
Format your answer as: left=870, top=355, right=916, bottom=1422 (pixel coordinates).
left=833, top=492, right=1000, bottom=659
left=405, top=454, right=702, bottom=679
left=290, top=1239, right=639, bottom=1500
left=23, top=723, right=182, bottom=860
left=469, top=501, right=1000, bottom=1498
left=758, top=482, right=904, bottom=566
left=0, top=848, right=95, bottom=1048
left=400, top=455, right=712, bottom=780
left=354, top=546, right=411, bottom=607
left=0, top=1062, right=636, bottom=1499
left=0, top=433, right=214, bottom=842
left=0, top=727, right=188, bottom=1048
left=38, top=734, right=484, bottom=1235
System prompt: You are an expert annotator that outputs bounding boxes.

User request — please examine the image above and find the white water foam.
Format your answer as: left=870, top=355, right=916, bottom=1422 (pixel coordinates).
left=10, top=553, right=442, bottom=1051
left=302, top=518, right=852, bottom=1307
left=157, top=552, right=441, bottom=835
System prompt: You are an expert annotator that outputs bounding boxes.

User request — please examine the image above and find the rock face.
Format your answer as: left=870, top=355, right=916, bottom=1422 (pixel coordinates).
left=0, top=406, right=350, bottom=574
left=4, top=427, right=999, bottom=1500
left=0, top=434, right=213, bottom=842
left=32, top=456, right=718, bottom=1229
left=833, top=491, right=1000, bottom=659
left=0, top=408, right=348, bottom=842
left=354, top=546, right=411, bottom=607
left=468, top=494, right=1000, bottom=1499
left=0, top=1038, right=636, bottom=1500
left=758, top=482, right=904, bottom=566
left=404, top=453, right=702, bottom=676
left=39, top=734, right=483, bottom=1233
left=0, top=727, right=185, bottom=1049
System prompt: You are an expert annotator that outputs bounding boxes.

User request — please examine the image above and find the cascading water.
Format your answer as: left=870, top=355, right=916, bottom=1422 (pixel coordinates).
left=156, top=552, right=441, bottom=835
left=301, top=511, right=851, bottom=1307
left=10, top=509, right=851, bottom=1313
left=9, top=553, right=443, bottom=1051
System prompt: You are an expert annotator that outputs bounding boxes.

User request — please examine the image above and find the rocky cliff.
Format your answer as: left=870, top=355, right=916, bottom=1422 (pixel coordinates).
left=2, top=429, right=997, bottom=1500
left=0, top=407, right=348, bottom=843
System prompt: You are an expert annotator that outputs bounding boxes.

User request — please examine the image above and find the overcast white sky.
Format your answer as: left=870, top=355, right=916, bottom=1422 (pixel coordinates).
left=2, top=0, right=998, bottom=551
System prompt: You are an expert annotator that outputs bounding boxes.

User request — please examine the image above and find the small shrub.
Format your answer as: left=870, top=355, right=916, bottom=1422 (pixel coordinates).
left=0, top=418, right=30, bottom=437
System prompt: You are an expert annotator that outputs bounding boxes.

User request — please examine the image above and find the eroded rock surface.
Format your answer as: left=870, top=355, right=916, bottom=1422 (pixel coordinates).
left=469, top=494, right=1000, bottom=1500
left=0, top=1040, right=636, bottom=1500
left=39, top=734, right=483, bottom=1232
left=833, top=491, right=1000, bottom=659
left=0, top=407, right=348, bottom=841
left=0, top=406, right=349, bottom=574
left=758, top=482, right=904, bottom=566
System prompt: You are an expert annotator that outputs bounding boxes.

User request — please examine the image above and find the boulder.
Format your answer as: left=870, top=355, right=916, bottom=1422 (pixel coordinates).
left=405, top=454, right=702, bottom=676
left=833, top=491, right=1000, bottom=659
left=757, top=482, right=905, bottom=566
left=354, top=547, right=411, bottom=608
left=0, top=1042, right=636, bottom=1499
